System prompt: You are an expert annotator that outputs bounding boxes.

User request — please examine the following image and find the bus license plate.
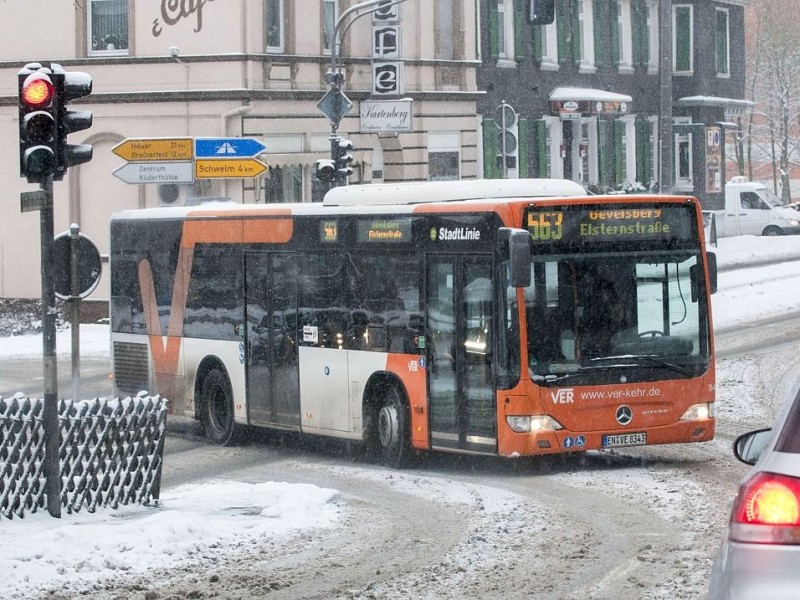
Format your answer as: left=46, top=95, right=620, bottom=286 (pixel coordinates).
left=602, top=432, right=647, bottom=448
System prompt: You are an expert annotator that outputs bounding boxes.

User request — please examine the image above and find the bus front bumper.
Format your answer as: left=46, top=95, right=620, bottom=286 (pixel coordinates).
left=498, top=413, right=715, bottom=457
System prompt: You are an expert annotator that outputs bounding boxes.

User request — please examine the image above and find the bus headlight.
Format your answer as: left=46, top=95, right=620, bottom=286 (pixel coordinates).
left=680, top=403, right=714, bottom=421
left=506, top=415, right=564, bottom=433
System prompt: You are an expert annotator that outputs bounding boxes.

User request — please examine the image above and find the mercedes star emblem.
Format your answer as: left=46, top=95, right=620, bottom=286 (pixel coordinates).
left=616, top=405, right=633, bottom=426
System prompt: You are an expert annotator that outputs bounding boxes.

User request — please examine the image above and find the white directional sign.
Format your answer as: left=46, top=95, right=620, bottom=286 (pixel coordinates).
left=113, top=136, right=269, bottom=184
left=113, top=161, right=194, bottom=184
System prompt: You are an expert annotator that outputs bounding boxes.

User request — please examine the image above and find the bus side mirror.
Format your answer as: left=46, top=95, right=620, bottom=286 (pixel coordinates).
left=501, top=228, right=531, bottom=288
left=707, top=252, right=717, bottom=294
left=690, top=252, right=717, bottom=302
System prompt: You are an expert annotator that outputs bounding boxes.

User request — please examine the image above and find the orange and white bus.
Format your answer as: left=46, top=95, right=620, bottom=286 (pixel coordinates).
left=109, top=179, right=717, bottom=467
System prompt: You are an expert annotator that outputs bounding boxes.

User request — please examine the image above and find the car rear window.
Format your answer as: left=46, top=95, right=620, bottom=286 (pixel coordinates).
left=775, top=389, right=800, bottom=453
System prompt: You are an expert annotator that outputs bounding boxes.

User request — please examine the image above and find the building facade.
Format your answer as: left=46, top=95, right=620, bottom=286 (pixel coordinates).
left=476, top=0, right=748, bottom=208
left=0, top=0, right=481, bottom=300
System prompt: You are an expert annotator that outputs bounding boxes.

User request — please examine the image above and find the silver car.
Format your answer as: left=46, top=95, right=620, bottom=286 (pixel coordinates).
left=709, top=386, right=800, bottom=599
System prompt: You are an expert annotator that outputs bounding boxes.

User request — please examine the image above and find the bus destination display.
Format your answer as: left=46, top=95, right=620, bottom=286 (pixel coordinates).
left=525, top=205, right=695, bottom=244
left=357, top=218, right=413, bottom=243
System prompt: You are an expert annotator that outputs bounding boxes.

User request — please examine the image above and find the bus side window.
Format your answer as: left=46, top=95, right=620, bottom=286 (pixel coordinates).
left=352, top=253, right=423, bottom=355
left=320, top=310, right=351, bottom=350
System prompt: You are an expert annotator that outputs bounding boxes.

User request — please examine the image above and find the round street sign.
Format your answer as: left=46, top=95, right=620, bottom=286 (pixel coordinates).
left=53, top=231, right=102, bottom=300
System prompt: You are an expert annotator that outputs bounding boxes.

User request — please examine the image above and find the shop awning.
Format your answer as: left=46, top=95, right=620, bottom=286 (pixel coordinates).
left=549, top=87, right=633, bottom=118
left=676, top=95, right=753, bottom=117
left=550, top=87, right=633, bottom=103
left=259, top=152, right=372, bottom=169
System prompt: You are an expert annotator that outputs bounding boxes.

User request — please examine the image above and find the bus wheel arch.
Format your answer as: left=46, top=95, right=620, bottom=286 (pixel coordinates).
left=363, top=373, right=414, bottom=468
left=195, top=358, right=239, bottom=446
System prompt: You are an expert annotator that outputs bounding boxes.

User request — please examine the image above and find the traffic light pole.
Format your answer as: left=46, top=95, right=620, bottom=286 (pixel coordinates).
left=38, top=176, right=61, bottom=518
left=69, top=224, right=81, bottom=405
left=18, top=61, right=93, bottom=518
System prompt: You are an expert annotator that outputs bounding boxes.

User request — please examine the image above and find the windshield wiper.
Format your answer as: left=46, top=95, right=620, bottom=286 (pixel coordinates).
left=531, top=372, right=578, bottom=385
left=530, top=364, right=616, bottom=385
left=588, top=354, right=693, bottom=377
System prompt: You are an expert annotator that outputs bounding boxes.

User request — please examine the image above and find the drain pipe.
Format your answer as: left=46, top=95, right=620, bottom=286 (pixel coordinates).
left=220, top=104, right=252, bottom=200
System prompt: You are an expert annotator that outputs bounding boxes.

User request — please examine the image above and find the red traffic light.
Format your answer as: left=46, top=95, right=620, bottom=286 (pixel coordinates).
left=21, top=73, right=54, bottom=108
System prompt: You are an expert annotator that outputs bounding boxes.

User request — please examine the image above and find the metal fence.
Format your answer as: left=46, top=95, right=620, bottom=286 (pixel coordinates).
left=0, top=392, right=167, bottom=520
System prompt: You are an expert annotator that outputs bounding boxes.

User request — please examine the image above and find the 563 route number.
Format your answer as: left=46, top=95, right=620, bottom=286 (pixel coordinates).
left=528, top=211, right=564, bottom=241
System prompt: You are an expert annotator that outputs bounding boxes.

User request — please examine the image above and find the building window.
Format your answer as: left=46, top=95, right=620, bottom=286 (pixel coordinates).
left=675, top=130, right=693, bottom=190
left=435, top=0, right=455, bottom=60
left=617, top=0, right=633, bottom=73
left=673, top=4, right=693, bottom=74
left=266, top=0, right=284, bottom=53
left=716, top=8, right=730, bottom=77
left=646, top=0, right=658, bottom=73
left=631, top=0, right=650, bottom=69
left=534, top=8, right=559, bottom=70
left=323, top=0, right=337, bottom=55
left=89, top=0, right=128, bottom=54
left=428, top=132, right=461, bottom=181
left=540, top=19, right=558, bottom=68
left=578, top=0, right=596, bottom=73
left=497, top=0, right=514, bottom=61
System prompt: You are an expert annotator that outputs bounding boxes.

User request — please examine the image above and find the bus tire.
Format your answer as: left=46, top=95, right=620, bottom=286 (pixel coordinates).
left=199, top=368, right=238, bottom=446
left=762, top=226, right=782, bottom=236
left=374, top=384, right=412, bottom=468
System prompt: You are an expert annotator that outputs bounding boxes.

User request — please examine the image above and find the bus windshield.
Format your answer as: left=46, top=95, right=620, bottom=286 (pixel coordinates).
left=511, top=203, right=712, bottom=386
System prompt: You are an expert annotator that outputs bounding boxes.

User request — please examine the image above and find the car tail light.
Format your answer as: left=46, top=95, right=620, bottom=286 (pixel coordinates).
left=729, top=472, right=800, bottom=544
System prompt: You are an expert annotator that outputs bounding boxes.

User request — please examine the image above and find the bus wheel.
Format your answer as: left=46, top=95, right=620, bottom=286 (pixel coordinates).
left=199, top=368, right=238, bottom=446
left=375, top=385, right=412, bottom=468
left=763, top=226, right=782, bottom=236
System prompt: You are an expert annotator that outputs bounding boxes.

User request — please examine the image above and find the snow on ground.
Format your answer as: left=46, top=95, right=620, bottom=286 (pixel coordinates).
left=712, top=235, right=800, bottom=329
left=0, top=234, right=799, bottom=598
left=1, top=482, right=342, bottom=599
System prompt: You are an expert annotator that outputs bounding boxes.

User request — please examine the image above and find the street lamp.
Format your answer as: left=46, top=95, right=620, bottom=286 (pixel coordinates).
left=316, top=0, right=409, bottom=188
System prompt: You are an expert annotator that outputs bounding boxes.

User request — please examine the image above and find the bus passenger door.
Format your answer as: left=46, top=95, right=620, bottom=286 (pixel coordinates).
left=245, top=252, right=300, bottom=428
left=426, top=255, right=496, bottom=454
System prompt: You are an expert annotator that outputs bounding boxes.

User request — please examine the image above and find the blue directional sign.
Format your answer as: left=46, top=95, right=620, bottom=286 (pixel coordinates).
left=194, top=137, right=267, bottom=159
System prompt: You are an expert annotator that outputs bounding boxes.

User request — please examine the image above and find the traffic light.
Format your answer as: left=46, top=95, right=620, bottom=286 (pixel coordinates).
left=18, top=64, right=57, bottom=184
left=529, top=0, right=555, bottom=25
left=334, top=136, right=354, bottom=185
left=52, top=66, right=93, bottom=180
left=315, top=158, right=337, bottom=183
left=496, top=102, right=519, bottom=177
left=18, top=62, right=93, bottom=185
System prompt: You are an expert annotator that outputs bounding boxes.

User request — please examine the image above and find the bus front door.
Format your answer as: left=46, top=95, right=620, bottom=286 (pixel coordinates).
left=245, top=252, right=300, bottom=428
left=426, top=255, right=496, bottom=454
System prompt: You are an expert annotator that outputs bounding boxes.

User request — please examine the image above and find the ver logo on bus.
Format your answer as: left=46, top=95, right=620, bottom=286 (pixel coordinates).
left=551, top=389, right=575, bottom=404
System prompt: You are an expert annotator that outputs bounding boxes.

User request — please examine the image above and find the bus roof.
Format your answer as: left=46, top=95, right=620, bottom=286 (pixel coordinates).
left=322, top=178, right=586, bottom=206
